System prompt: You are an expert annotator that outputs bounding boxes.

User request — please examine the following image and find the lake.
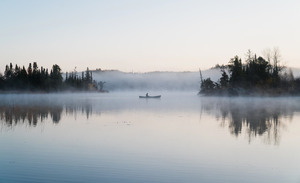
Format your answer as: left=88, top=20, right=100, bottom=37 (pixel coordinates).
left=0, top=92, right=300, bottom=183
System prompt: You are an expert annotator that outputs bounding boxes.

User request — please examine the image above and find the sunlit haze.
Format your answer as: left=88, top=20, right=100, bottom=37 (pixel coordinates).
left=1, top=0, right=300, bottom=72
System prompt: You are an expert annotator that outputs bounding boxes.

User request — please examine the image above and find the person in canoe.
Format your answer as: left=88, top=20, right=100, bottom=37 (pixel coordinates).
left=139, top=94, right=161, bottom=98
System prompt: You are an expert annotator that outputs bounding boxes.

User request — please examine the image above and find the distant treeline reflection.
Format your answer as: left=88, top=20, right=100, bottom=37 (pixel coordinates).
left=201, top=98, right=300, bottom=144
left=0, top=106, right=63, bottom=126
left=0, top=104, right=94, bottom=127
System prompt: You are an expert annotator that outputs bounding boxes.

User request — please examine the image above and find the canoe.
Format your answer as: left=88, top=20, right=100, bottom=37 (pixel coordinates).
left=139, top=95, right=161, bottom=99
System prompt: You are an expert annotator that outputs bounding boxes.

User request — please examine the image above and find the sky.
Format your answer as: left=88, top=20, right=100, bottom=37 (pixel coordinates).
left=1, top=0, right=300, bottom=73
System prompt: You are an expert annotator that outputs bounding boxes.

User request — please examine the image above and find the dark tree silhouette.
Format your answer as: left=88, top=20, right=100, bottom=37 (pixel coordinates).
left=50, top=64, right=63, bottom=90
left=0, top=62, right=105, bottom=92
left=199, top=49, right=298, bottom=96
left=219, top=69, right=229, bottom=89
left=200, top=78, right=215, bottom=94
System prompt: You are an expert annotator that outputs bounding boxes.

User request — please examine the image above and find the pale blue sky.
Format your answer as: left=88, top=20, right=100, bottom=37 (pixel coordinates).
left=1, top=0, right=300, bottom=72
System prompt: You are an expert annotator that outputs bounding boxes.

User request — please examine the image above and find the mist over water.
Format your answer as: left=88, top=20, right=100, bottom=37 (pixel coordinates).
left=90, top=69, right=221, bottom=91
left=1, top=92, right=300, bottom=183
left=88, top=68, right=300, bottom=92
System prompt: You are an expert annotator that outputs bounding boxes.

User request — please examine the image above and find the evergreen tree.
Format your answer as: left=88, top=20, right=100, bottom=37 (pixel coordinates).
left=220, top=69, right=229, bottom=89
left=200, top=78, right=215, bottom=94
left=50, top=64, right=63, bottom=90
left=228, top=56, right=244, bottom=87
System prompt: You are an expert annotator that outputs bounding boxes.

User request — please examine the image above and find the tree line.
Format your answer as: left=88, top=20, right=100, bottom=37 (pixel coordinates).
left=0, top=62, right=103, bottom=92
left=200, top=49, right=300, bottom=96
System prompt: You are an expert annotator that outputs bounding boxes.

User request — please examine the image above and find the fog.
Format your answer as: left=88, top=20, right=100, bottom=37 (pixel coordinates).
left=1, top=92, right=300, bottom=117
left=0, top=92, right=199, bottom=112
left=90, top=69, right=221, bottom=91
left=88, top=67, right=300, bottom=92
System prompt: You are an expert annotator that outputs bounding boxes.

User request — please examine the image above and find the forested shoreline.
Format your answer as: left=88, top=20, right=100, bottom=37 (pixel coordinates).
left=0, top=62, right=104, bottom=92
left=200, top=50, right=300, bottom=96
left=2, top=50, right=300, bottom=96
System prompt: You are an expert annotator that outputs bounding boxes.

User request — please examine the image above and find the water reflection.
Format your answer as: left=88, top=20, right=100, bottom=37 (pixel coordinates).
left=201, top=97, right=300, bottom=144
left=1, top=94, right=300, bottom=146
left=0, top=105, right=63, bottom=126
left=0, top=103, right=95, bottom=127
left=65, top=103, right=94, bottom=119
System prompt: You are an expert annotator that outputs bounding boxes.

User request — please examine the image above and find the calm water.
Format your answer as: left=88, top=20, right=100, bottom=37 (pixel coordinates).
left=0, top=92, right=300, bottom=183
